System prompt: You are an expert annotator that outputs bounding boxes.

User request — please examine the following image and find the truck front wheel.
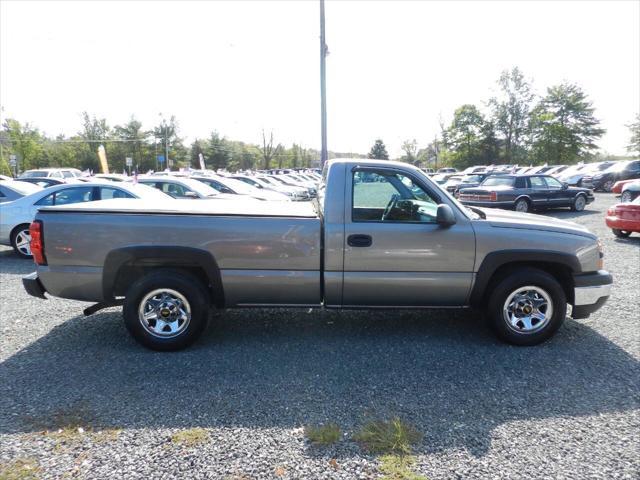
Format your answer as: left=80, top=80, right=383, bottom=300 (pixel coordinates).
left=123, top=270, right=210, bottom=351
left=486, top=268, right=566, bottom=346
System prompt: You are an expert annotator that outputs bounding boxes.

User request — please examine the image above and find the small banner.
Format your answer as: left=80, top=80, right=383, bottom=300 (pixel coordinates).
left=98, top=145, right=109, bottom=174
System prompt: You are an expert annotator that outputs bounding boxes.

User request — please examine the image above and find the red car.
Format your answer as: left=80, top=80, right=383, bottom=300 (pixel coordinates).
left=611, top=179, right=636, bottom=194
left=605, top=196, right=640, bottom=238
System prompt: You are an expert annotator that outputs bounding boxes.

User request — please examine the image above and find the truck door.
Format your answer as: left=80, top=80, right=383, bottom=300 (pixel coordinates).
left=342, top=166, right=476, bottom=307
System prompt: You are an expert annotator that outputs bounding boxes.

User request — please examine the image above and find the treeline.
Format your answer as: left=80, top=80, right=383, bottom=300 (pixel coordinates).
left=375, top=67, right=639, bottom=169
left=0, top=113, right=364, bottom=176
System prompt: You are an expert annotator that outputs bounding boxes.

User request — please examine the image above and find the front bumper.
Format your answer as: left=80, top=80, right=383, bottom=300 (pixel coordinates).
left=22, top=272, right=47, bottom=299
left=572, top=270, right=613, bottom=319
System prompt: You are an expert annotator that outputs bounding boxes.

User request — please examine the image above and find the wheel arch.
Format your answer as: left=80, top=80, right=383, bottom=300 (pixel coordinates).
left=103, top=246, right=225, bottom=308
left=513, top=195, right=532, bottom=206
left=470, top=250, right=581, bottom=307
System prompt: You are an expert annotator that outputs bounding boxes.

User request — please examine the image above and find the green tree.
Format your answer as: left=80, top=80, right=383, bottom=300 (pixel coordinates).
left=626, top=113, right=640, bottom=155
left=259, top=130, right=275, bottom=170
left=368, top=139, right=389, bottom=160
left=205, top=132, right=232, bottom=170
left=114, top=117, right=149, bottom=170
left=2, top=119, right=45, bottom=172
left=529, top=83, right=605, bottom=164
left=488, top=67, right=534, bottom=163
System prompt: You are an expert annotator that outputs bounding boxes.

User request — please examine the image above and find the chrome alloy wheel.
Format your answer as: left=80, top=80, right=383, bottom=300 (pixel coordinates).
left=138, top=289, right=191, bottom=338
left=14, top=229, right=32, bottom=256
left=503, top=286, right=553, bottom=334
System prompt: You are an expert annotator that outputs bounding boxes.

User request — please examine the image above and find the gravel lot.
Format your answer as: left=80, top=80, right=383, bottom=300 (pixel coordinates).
left=1, top=193, right=638, bottom=479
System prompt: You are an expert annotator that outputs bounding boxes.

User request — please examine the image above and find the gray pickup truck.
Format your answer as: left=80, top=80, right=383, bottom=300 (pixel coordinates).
left=23, top=159, right=612, bottom=350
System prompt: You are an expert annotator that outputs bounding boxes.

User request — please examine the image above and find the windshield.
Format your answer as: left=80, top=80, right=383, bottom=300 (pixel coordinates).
left=7, top=181, right=42, bottom=195
left=482, top=176, right=515, bottom=187
left=461, top=175, right=483, bottom=183
left=19, top=170, right=49, bottom=178
left=217, top=177, right=258, bottom=195
left=604, top=161, right=630, bottom=173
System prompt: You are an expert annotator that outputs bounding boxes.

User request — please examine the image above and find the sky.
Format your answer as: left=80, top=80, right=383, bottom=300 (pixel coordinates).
left=1, top=0, right=639, bottom=158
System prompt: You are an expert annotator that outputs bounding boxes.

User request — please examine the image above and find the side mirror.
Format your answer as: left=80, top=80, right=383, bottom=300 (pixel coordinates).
left=562, top=182, right=569, bottom=190
left=184, top=191, right=199, bottom=198
left=436, top=204, right=457, bottom=227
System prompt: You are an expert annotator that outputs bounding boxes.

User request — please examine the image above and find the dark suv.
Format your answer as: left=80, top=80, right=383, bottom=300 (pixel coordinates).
left=582, top=161, right=640, bottom=192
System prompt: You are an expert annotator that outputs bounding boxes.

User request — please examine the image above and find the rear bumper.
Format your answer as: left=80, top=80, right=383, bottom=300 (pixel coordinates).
left=459, top=200, right=513, bottom=208
left=22, top=272, right=47, bottom=299
left=605, top=216, right=640, bottom=232
left=572, top=270, right=613, bottom=319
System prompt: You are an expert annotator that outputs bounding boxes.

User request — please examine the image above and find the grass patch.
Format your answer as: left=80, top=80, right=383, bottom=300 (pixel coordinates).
left=170, top=428, right=209, bottom=446
left=379, top=455, right=427, bottom=480
left=353, top=417, right=422, bottom=455
left=304, top=423, right=341, bottom=445
left=0, top=458, right=41, bottom=480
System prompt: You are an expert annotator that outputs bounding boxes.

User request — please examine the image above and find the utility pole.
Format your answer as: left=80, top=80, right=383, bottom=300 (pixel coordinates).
left=319, top=0, right=328, bottom=167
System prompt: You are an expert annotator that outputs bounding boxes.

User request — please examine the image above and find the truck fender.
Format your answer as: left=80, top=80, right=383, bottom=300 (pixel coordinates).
left=102, top=245, right=225, bottom=307
left=469, top=250, right=581, bottom=306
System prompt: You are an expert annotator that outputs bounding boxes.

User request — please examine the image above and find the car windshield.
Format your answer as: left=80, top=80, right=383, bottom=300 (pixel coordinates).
left=481, top=176, right=515, bottom=187
left=215, top=177, right=257, bottom=195
left=7, top=181, right=42, bottom=195
left=461, top=175, right=483, bottom=183
left=19, top=170, right=49, bottom=178
left=180, top=178, right=220, bottom=196
left=604, top=161, right=630, bottom=173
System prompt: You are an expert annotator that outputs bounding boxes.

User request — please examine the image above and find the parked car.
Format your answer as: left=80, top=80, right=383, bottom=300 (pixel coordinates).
left=137, top=177, right=237, bottom=200
left=22, top=159, right=611, bottom=351
left=458, top=174, right=594, bottom=213
left=0, top=181, right=42, bottom=203
left=93, top=174, right=129, bottom=182
left=447, top=173, right=495, bottom=197
left=0, top=181, right=170, bottom=258
left=191, top=175, right=290, bottom=201
left=437, top=167, right=457, bottom=174
left=605, top=196, right=640, bottom=238
left=19, top=168, right=84, bottom=180
left=582, top=160, right=640, bottom=192
left=558, top=162, right=614, bottom=187
left=611, top=178, right=637, bottom=194
left=14, top=177, right=67, bottom=188
left=620, top=180, right=640, bottom=203
left=230, top=174, right=308, bottom=201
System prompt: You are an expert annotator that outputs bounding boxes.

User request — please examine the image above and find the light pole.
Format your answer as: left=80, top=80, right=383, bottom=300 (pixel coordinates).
left=320, top=0, right=328, bottom=167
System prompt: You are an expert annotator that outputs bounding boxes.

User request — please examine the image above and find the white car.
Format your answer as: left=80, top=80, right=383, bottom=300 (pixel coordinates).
left=231, top=175, right=309, bottom=201
left=0, top=181, right=170, bottom=258
left=136, top=176, right=238, bottom=200
left=19, top=168, right=84, bottom=180
left=191, top=175, right=290, bottom=201
left=0, top=180, right=42, bottom=203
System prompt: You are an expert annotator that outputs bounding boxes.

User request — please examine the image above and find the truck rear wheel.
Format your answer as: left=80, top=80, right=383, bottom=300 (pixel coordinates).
left=123, top=270, right=210, bottom=351
left=486, top=268, right=566, bottom=346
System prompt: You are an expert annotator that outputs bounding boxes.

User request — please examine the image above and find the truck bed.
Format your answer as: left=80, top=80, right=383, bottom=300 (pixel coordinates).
left=37, top=199, right=322, bottom=305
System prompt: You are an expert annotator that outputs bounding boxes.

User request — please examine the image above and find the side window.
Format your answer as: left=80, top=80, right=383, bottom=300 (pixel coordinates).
left=209, top=181, right=232, bottom=194
left=544, top=177, right=563, bottom=189
left=51, top=171, right=63, bottom=178
left=0, top=189, right=6, bottom=198
left=160, top=182, right=188, bottom=197
left=35, top=193, right=55, bottom=206
left=62, top=171, right=75, bottom=178
left=100, top=187, right=135, bottom=200
left=529, top=176, right=547, bottom=189
left=352, top=169, right=439, bottom=223
left=53, top=187, right=95, bottom=205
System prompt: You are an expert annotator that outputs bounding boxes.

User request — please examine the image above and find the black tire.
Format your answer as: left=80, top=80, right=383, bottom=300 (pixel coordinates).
left=571, top=194, right=587, bottom=212
left=514, top=198, right=530, bottom=213
left=123, top=269, right=211, bottom=351
left=612, top=229, right=632, bottom=238
left=621, top=191, right=633, bottom=203
left=602, top=180, right=614, bottom=192
left=486, top=268, right=567, bottom=346
left=10, top=224, right=33, bottom=259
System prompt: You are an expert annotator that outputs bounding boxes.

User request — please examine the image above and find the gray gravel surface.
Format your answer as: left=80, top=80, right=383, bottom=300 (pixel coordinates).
left=1, top=193, right=638, bottom=479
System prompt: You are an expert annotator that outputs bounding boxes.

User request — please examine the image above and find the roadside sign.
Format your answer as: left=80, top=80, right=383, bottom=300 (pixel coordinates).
left=126, top=157, right=133, bottom=167
left=9, top=154, right=17, bottom=167
left=157, top=155, right=165, bottom=164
